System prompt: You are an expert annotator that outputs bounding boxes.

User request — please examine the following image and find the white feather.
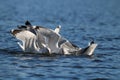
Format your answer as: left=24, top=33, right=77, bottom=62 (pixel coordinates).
left=15, top=30, right=39, bottom=52
left=54, top=25, right=61, bottom=34
left=11, top=24, right=97, bottom=55
left=36, top=27, right=61, bottom=53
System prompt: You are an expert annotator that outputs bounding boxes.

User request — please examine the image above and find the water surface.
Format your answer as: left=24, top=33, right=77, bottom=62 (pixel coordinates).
left=0, top=0, right=120, bottom=80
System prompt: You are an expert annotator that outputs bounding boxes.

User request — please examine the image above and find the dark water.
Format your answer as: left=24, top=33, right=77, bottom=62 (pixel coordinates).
left=0, top=0, right=120, bottom=80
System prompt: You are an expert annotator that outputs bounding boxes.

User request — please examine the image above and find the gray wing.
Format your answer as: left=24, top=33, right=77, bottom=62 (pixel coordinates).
left=11, top=29, right=39, bottom=52
left=35, top=29, right=46, bottom=48
left=35, top=26, right=61, bottom=53
left=57, top=36, right=80, bottom=54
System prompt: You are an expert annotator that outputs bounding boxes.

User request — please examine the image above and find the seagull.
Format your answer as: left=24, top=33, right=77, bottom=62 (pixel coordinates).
left=11, top=21, right=63, bottom=54
left=11, top=21, right=97, bottom=56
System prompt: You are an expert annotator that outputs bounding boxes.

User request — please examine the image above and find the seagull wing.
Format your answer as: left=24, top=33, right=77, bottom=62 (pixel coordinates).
left=54, top=25, right=61, bottom=34
left=58, top=37, right=80, bottom=54
left=35, top=26, right=61, bottom=53
left=11, top=29, right=39, bottom=52
left=35, top=29, right=46, bottom=48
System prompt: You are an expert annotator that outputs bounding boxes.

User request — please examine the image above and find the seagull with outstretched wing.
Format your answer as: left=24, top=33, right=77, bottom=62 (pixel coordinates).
left=10, top=29, right=50, bottom=54
left=11, top=21, right=97, bottom=56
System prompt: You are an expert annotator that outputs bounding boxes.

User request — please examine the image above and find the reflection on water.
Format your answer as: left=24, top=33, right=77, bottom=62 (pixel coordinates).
left=0, top=0, right=120, bottom=80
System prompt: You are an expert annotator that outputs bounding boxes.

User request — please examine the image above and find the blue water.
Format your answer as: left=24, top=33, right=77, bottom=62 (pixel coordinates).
left=0, top=0, right=120, bottom=80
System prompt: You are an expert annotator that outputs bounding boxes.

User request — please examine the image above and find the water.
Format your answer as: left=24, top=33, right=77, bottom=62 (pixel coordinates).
left=0, top=0, right=120, bottom=80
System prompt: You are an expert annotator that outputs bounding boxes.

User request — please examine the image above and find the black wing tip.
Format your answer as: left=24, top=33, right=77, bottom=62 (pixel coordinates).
left=34, top=26, right=47, bottom=30
left=34, top=26, right=40, bottom=30
left=25, top=20, right=32, bottom=26
left=56, top=25, right=61, bottom=28
left=10, top=29, right=22, bottom=36
left=90, top=41, right=95, bottom=44
left=90, top=39, right=95, bottom=45
left=17, top=25, right=27, bottom=29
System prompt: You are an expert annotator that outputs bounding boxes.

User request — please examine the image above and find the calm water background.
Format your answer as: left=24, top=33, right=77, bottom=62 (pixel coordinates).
left=0, top=0, right=120, bottom=80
